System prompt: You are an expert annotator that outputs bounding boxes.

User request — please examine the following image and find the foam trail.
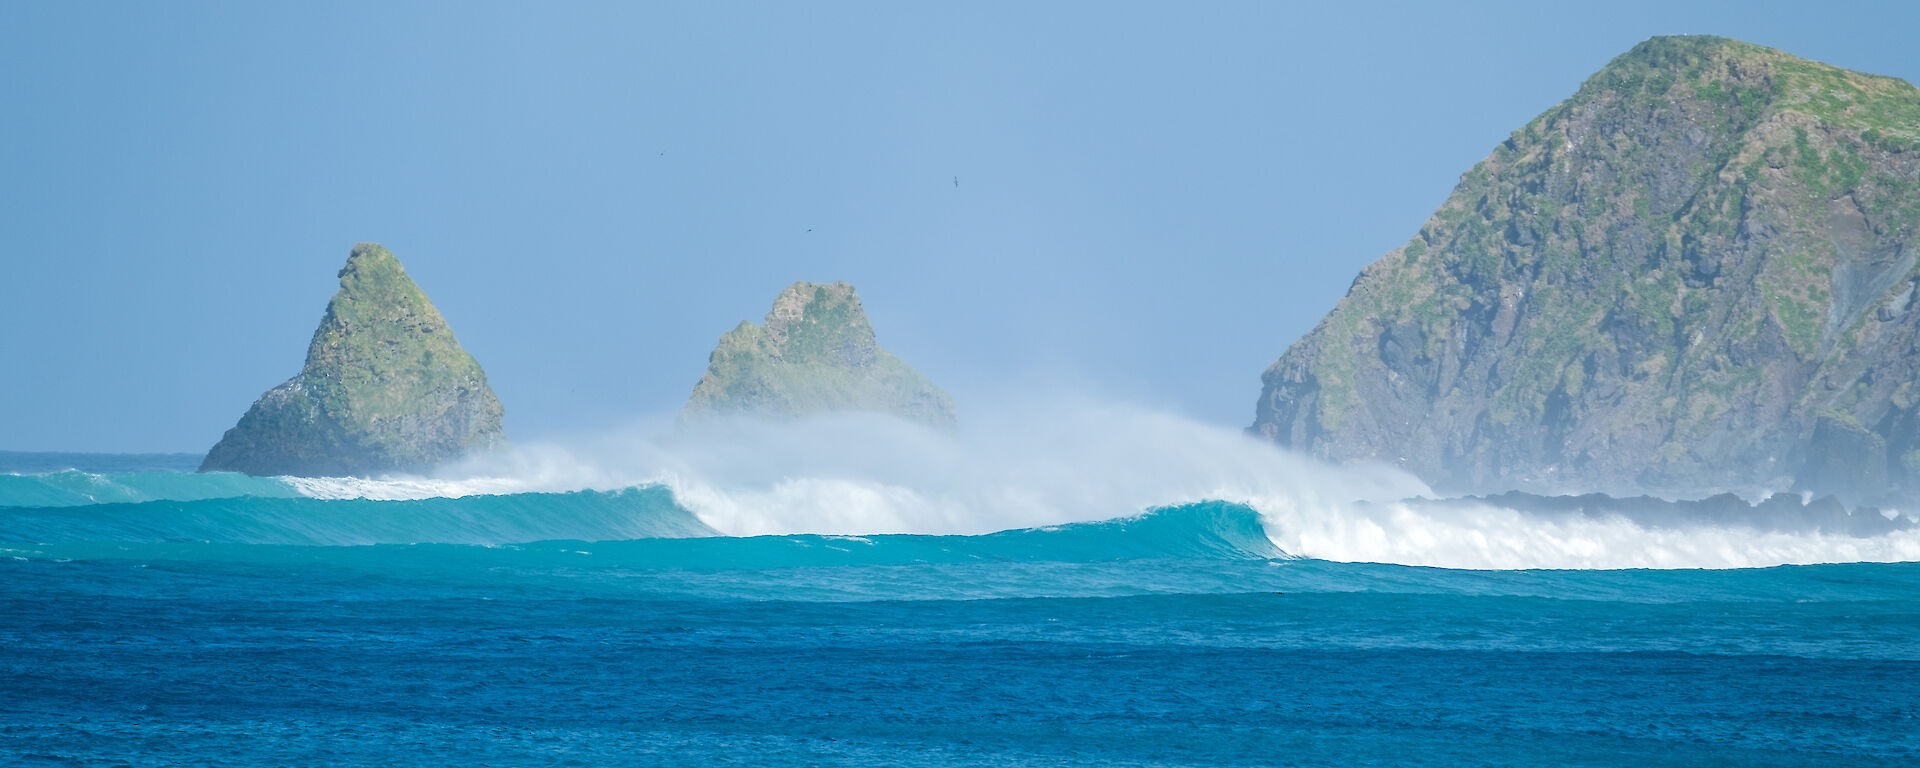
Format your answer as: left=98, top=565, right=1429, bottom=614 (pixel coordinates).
left=1251, top=495, right=1920, bottom=570
left=285, top=474, right=543, bottom=501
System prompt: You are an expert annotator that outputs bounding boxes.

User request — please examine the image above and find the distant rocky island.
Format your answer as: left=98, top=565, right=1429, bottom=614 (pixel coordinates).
left=190, top=36, right=1920, bottom=498
left=1253, top=36, right=1920, bottom=504
left=683, top=281, right=956, bottom=428
left=200, top=243, right=505, bottom=477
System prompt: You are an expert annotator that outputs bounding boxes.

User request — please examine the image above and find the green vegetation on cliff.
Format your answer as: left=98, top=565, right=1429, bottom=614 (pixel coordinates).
left=1253, top=36, right=1920, bottom=502
left=683, top=282, right=956, bottom=428
left=201, top=243, right=505, bottom=476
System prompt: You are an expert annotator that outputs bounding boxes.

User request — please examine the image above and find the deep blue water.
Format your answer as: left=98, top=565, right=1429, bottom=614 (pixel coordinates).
left=3, top=457, right=1917, bottom=766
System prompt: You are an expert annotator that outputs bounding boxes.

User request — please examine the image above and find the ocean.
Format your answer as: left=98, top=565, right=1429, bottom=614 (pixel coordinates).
left=3, top=444, right=1918, bottom=767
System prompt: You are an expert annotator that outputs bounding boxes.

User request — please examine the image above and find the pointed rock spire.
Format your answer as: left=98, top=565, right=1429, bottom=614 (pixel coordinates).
left=201, top=243, right=505, bottom=476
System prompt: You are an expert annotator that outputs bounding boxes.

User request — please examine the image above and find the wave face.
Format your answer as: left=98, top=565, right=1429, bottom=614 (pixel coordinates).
left=0, top=485, right=712, bottom=547
left=0, top=469, right=298, bottom=508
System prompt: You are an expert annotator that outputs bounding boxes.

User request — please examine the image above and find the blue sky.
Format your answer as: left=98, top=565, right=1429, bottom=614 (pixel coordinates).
left=5, top=1, right=1919, bottom=452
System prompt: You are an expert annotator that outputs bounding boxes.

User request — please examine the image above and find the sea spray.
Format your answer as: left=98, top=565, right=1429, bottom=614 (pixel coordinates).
left=9, top=404, right=1920, bottom=570
left=430, top=403, right=1432, bottom=536
left=424, top=404, right=1920, bottom=569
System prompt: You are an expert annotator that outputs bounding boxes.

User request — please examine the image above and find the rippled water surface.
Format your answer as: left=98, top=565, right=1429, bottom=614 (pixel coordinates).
left=4, top=456, right=1917, bottom=766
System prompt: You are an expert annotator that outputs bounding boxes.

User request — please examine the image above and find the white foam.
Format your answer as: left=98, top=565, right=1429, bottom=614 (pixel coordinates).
left=1248, top=495, right=1920, bottom=570
left=282, top=474, right=540, bottom=501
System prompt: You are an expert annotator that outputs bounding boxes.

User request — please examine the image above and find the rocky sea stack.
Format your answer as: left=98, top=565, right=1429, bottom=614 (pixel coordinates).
left=201, top=243, right=505, bottom=476
left=684, top=281, right=956, bottom=428
left=1253, top=36, right=1920, bottom=503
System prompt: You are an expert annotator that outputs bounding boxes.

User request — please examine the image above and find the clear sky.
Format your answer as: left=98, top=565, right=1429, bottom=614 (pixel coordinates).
left=5, top=1, right=1919, bottom=453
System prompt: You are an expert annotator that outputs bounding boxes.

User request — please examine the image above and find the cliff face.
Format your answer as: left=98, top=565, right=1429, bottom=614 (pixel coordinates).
left=684, top=281, right=956, bottom=428
left=1253, top=36, right=1920, bottom=502
left=201, top=243, right=505, bottom=476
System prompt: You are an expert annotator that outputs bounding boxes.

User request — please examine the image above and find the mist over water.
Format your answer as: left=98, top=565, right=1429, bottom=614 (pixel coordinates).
left=276, top=400, right=1920, bottom=571
left=8, top=400, right=1914, bottom=570
left=409, top=402, right=1425, bottom=535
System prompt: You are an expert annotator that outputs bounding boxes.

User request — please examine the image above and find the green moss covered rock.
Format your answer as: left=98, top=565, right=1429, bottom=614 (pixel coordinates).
left=1252, top=36, right=1920, bottom=502
left=683, top=282, right=956, bottom=428
left=201, top=243, right=505, bottom=476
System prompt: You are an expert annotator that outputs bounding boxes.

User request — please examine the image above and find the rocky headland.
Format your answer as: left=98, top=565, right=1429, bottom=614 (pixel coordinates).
left=1253, top=36, right=1920, bottom=504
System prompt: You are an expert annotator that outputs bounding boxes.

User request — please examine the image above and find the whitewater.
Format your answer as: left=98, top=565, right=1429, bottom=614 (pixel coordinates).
left=5, top=407, right=1919, bottom=766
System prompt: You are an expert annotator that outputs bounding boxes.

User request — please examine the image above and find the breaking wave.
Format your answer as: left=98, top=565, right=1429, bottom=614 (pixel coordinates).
left=3, top=405, right=1917, bottom=570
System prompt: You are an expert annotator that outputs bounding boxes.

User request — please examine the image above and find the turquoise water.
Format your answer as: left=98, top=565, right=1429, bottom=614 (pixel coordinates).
left=3, top=456, right=1917, bottom=766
